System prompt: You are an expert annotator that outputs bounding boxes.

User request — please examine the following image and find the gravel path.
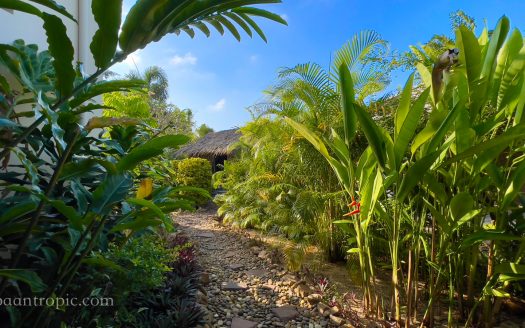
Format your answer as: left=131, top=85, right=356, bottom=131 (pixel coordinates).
left=174, top=208, right=345, bottom=328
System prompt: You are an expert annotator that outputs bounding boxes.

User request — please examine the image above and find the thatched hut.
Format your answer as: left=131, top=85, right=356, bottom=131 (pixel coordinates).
left=174, top=129, right=241, bottom=172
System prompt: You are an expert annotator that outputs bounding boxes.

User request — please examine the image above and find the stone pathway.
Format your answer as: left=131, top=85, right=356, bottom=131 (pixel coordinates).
left=174, top=209, right=343, bottom=328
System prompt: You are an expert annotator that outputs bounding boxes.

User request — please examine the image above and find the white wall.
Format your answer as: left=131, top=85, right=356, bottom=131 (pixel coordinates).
left=0, top=1, right=99, bottom=171
left=0, top=1, right=96, bottom=75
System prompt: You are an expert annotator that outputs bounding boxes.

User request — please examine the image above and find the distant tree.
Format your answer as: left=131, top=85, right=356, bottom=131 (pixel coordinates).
left=154, top=104, right=194, bottom=136
left=102, top=90, right=154, bottom=124
left=127, top=66, right=169, bottom=105
left=105, top=65, right=195, bottom=136
left=196, top=124, right=214, bottom=138
left=451, top=10, right=476, bottom=31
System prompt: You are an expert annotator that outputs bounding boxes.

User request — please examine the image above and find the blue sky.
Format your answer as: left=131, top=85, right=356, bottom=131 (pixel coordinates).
left=112, top=0, right=525, bottom=131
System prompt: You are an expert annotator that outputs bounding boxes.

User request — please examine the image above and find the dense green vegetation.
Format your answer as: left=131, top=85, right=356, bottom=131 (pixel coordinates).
left=0, top=1, right=285, bottom=327
left=176, top=158, right=213, bottom=206
left=1, top=1, right=524, bottom=327
left=216, top=17, right=525, bottom=328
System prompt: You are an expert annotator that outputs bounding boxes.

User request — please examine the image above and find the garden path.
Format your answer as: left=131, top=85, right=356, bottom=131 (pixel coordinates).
left=174, top=207, right=354, bottom=328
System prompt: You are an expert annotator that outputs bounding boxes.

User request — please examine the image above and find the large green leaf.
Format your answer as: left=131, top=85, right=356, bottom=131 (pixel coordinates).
left=481, top=16, right=510, bottom=81
left=216, top=16, right=241, bottom=41
left=0, top=0, right=42, bottom=17
left=284, top=117, right=351, bottom=190
left=116, top=135, right=190, bottom=172
left=43, top=13, right=75, bottom=98
left=328, top=129, right=351, bottom=167
left=454, top=106, right=476, bottom=154
left=90, top=0, right=122, bottom=69
left=426, top=101, right=463, bottom=153
left=27, top=0, right=76, bottom=21
left=69, top=80, right=146, bottom=108
left=59, top=159, right=99, bottom=181
left=338, top=64, right=357, bottom=147
left=394, top=73, right=415, bottom=136
left=92, top=174, right=133, bottom=215
left=456, top=25, right=482, bottom=87
left=442, top=123, right=525, bottom=166
left=237, top=12, right=267, bottom=42
left=127, top=198, right=166, bottom=220
left=0, top=119, right=22, bottom=131
left=354, top=104, right=387, bottom=168
left=0, top=201, right=38, bottom=224
left=453, top=209, right=482, bottom=231
left=450, top=192, right=474, bottom=221
left=127, top=197, right=173, bottom=231
left=502, top=160, right=525, bottom=208
left=490, top=28, right=523, bottom=104
left=497, top=49, right=525, bottom=110
left=0, top=269, right=46, bottom=293
left=461, top=230, right=525, bottom=248
left=515, top=70, right=525, bottom=125
left=360, top=167, right=383, bottom=230
left=398, top=151, right=440, bottom=202
left=232, top=7, right=287, bottom=25
left=224, top=12, right=253, bottom=37
left=494, top=262, right=525, bottom=275
left=46, top=199, right=82, bottom=228
left=119, top=0, right=283, bottom=53
left=394, top=87, right=430, bottom=169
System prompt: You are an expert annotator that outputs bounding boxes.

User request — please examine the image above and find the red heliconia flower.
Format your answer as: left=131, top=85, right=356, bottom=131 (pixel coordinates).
left=344, top=197, right=361, bottom=217
left=343, top=208, right=361, bottom=216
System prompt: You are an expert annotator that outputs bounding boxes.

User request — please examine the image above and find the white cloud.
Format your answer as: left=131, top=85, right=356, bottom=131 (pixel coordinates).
left=170, top=52, right=198, bottom=66
left=123, top=51, right=141, bottom=68
left=249, top=55, right=259, bottom=64
left=208, top=98, right=226, bottom=112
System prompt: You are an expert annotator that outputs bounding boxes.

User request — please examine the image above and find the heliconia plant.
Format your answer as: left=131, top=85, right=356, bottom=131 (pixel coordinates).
left=285, top=16, right=525, bottom=328
left=0, top=1, right=286, bottom=326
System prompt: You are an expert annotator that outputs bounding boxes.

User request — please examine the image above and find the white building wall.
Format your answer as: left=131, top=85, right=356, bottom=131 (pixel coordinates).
left=0, top=1, right=97, bottom=75
left=0, top=1, right=99, bottom=170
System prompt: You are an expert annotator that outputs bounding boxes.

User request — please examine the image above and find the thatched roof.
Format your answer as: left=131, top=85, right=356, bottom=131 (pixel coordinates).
left=174, top=129, right=241, bottom=158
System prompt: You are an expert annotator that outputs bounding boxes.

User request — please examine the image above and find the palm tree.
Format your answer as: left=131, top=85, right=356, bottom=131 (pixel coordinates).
left=127, top=66, right=169, bottom=104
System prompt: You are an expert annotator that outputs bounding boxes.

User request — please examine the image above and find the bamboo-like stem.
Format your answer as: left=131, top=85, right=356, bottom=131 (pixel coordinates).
left=406, top=249, right=413, bottom=328
left=392, top=204, right=401, bottom=323
left=483, top=241, right=495, bottom=328
left=448, top=255, right=454, bottom=328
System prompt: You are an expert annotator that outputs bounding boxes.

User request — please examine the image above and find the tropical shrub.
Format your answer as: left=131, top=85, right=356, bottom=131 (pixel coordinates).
left=69, top=233, right=203, bottom=327
left=283, top=16, right=525, bottom=328
left=106, top=235, right=173, bottom=295
left=0, top=1, right=285, bottom=327
left=176, top=158, right=213, bottom=191
left=176, top=158, right=213, bottom=205
left=215, top=31, right=393, bottom=261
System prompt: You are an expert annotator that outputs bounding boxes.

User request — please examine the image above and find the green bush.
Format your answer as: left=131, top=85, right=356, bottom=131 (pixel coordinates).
left=176, top=158, right=212, bottom=205
left=108, top=235, right=174, bottom=296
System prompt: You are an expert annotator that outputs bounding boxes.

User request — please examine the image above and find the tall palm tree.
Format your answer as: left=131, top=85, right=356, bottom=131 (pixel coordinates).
left=127, top=66, right=169, bottom=104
